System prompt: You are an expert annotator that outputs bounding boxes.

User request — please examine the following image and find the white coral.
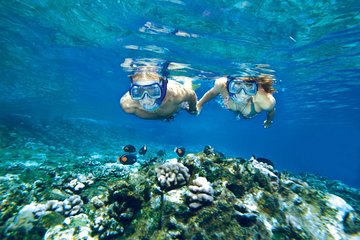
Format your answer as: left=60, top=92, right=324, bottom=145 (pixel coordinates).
left=155, top=159, right=190, bottom=190
left=188, top=177, right=214, bottom=210
left=63, top=195, right=83, bottom=216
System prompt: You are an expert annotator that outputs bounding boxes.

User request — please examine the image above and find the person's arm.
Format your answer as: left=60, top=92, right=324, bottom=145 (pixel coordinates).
left=197, top=87, right=220, bottom=114
left=262, top=94, right=276, bottom=128
left=186, top=90, right=198, bottom=114
left=120, top=94, right=135, bottom=114
left=263, top=108, right=275, bottom=128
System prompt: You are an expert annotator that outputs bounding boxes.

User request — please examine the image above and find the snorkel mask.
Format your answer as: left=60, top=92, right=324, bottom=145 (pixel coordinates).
left=129, top=77, right=168, bottom=111
left=226, top=76, right=258, bottom=103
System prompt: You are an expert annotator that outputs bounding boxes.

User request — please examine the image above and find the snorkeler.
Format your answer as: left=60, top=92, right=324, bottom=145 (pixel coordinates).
left=120, top=67, right=198, bottom=120
left=139, top=21, right=199, bottom=38
left=197, top=74, right=276, bottom=128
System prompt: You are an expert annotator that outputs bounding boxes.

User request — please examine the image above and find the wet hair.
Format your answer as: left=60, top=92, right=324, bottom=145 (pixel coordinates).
left=241, top=74, right=276, bottom=93
left=129, top=67, right=163, bottom=82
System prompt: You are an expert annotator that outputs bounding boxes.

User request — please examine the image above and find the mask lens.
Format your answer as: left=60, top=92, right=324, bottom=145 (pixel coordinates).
left=130, top=83, right=162, bottom=100
left=130, top=86, right=145, bottom=100
left=145, top=85, right=161, bottom=98
left=229, top=80, right=257, bottom=95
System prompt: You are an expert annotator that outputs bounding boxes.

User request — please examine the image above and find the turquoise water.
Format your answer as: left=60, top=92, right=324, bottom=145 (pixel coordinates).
left=1, top=0, right=360, bottom=190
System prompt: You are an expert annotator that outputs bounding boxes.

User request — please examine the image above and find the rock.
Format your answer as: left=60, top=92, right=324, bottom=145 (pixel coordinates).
left=44, top=214, right=94, bottom=240
left=91, top=196, right=105, bottom=209
left=343, top=211, right=360, bottom=234
left=4, top=203, right=38, bottom=235
left=234, top=212, right=257, bottom=227
left=293, top=197, right=303, bottom=205
left=49, top=188, right=69, bottom=201
left=251, top=159, right=279, bottom=191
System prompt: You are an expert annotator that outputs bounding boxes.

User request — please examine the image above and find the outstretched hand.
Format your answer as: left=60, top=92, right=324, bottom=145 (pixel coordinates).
left=188, top=109, right=198, bottom=115
left=263, top=120, right=273, bottom=128
left=164, top=115, right=175, bottom=122
left=181, top=102, right=199, bottom=115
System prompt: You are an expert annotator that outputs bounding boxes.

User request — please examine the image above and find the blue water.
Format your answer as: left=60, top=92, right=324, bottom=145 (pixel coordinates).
left=1, top=1, right=359, bottom=187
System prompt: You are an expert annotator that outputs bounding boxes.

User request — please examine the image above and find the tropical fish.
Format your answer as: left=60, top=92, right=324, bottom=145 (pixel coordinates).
left=118, top=153, right=137, bottom=165
left=141, top=156, right=158, bottom=167
left=139, top=145, right=147, bottom=155
left=149, top=156, right=158, bottom=163
left=215, top=151, right=225, bottom=159
left=203, top=145, right=214, bottom=155
left=123, top=144, right=136, bottom=153
left=174, top=147, right=185, bottom=157
left=156, top=150, right=166, bottom=157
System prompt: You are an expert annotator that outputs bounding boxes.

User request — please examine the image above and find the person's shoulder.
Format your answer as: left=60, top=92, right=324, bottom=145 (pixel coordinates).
left=166, top=80, right=183, bottom=92
left=215, top=76, right=227, bottom=83
left=120, top=92, right=130, bottom=102
left=167, top=79, right=182, bottom=86
left=120, top=93, right=136, bottom=109
left=214, top=77, right=227, bottom=89
left=255, top=91, right=276, bottom=110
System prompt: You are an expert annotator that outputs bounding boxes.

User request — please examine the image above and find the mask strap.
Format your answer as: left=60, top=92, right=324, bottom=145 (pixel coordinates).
left=226, top=76, right=236, bottom=97
left=155, top=77, right=167, bottom=105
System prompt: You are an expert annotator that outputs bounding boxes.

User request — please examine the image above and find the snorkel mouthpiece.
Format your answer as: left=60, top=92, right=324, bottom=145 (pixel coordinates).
left=139, top=95, right=160, bottom=111
left=232, top=90, right=251, bottom=103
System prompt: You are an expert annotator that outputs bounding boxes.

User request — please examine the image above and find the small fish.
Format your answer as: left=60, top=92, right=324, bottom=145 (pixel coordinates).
left=139, top=145, right=147, bottom=155
left=156, top=150, right=166, bottom=157
left=251, top=155, right=274, bottom=168
left=123, top=144, right=136, bottom=153
left=141, top=156, right=158, bottom=168
left=236, top=157, right=247, bottom=164
left=118, top=153, right=137, bottom=165
left=174, top=147, right=185, bottom=157
left=215, top=151, right=225, bottom=159
left=203, top=145, right=214, bottom=155
left=149, top=156, right=158, bottom=163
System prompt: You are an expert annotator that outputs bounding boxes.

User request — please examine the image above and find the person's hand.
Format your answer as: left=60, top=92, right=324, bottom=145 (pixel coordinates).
left=263, top=120, right=273, bottom=128
left=196, top=103, right=202, bottom=116
left=196, top=107, right=201, bottom=115
left=182, top=102, right=198, bottom=115
left=188, top=109, right=198, bottom=115
left=164, top=115, right=175, bottom=122
left=180, top=102, right=189, bottom=110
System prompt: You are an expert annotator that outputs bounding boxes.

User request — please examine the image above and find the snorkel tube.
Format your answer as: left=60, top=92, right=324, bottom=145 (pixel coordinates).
left=156, top=77, right=167, bottom=106
left=152, top=61, right=170, bottom=108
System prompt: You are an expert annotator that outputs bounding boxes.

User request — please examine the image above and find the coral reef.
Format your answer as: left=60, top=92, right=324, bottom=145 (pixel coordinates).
left=44, top=214, right=93, bottom=240
left=64, top=174, right=94, bottom=193
left=155, top=159, right=190, bottom=190
left=0, top=118, right=359, bottom=240
left=187, top=176, right=214, bottom=210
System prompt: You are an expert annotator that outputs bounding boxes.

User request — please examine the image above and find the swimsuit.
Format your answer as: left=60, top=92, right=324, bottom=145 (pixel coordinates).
left=232, top=97, right=259, bottom=120
left=241, top=98, right=258, bottom=119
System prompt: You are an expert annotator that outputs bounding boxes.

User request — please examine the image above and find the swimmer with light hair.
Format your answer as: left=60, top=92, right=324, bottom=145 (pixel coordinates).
left=120, top=67, right=198, bottom=120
